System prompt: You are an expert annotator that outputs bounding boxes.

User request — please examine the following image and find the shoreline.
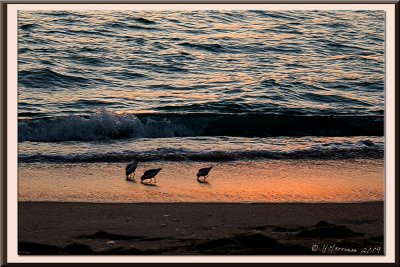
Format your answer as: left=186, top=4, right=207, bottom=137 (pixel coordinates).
left=19, top=201, right=384, bottom=255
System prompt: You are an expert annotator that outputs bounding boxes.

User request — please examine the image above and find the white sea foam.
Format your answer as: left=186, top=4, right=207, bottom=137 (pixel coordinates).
left=18, top=136, right=384, bottom=163
left=18, top=108, right=194, bottom=142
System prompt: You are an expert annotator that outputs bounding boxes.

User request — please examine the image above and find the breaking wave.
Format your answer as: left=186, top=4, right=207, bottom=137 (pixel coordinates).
left=18, top=109, right=383, bottom=142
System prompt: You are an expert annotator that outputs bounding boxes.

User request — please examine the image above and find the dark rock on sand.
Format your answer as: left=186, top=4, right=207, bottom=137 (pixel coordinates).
left=248, top=225, right=301, bottom=232
left=192, top=233, right=316, bottom=255
left=234, top=233, right=279, bottom=249
left=101, top=247, right=145, bottom=255
left=249, top=224, right=304, bottom=232
left=251, top=225, right=268, bottom=230
left=19, top=242, right=93, bottom=255
left=272, top=226, right=303, bottom=232
left=194, top=233, right=279, bottom=254
left=195, top=237, right=237, bottom=251
left=272, top=226, right=292, bottom=232
left=19, top=242, right=60, bottom=255
left=315, top=220, right=333, bottom=228
left=76, top=231, right=145, bottom=241
left=63, top=243, right=93, bottom=255
left=370, top=235, right=384, bottom=242
left=297, top=225, right=364, bottom=238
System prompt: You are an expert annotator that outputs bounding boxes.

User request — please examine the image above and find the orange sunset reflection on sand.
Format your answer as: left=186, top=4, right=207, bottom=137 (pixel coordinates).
left=19, top=159, right=383, bottom=203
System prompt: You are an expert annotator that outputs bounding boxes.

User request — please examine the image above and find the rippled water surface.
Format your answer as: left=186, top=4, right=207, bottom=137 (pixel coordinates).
left=19, top=10, right=384, bottom=118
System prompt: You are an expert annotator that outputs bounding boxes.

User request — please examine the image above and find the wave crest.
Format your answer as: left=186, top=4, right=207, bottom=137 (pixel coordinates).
left=18, top=109, right=383, bottom=142
left=19, top=68, right=90, bottom=88
left=18, top=108, right=193, bottom=142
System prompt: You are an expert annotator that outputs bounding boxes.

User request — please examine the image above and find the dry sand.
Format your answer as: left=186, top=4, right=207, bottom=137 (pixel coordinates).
left=18, top=201, right=384, bottom=255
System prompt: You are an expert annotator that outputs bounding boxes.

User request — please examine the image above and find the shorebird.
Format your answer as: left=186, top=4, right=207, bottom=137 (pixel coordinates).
left=125, top=160, right=139, bottom=180
left=197, top=166, right=213, bottom=182
left=141, top=168, right=162, bottom=184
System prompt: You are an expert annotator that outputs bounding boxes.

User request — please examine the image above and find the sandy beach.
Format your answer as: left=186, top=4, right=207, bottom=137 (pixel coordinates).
left=18, top=201, right=384, bottom=255
left=18, top=159, right=384, bottom=255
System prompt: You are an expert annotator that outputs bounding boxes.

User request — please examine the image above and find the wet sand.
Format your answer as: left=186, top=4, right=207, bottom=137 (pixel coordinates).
left=18, top=159, right=384, bottom=202
left=18, top=201, right=384, bottom=255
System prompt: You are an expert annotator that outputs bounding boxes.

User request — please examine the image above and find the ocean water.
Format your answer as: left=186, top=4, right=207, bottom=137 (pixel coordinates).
left=18, top=10, right=384, bottom=171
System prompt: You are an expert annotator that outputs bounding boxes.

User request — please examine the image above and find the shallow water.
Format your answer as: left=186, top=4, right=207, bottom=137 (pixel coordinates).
left=19, top=136, right=383, bottom=163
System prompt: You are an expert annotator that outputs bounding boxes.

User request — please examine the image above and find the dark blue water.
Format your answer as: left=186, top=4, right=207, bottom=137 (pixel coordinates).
left=17, top=10, right=384, bottom=162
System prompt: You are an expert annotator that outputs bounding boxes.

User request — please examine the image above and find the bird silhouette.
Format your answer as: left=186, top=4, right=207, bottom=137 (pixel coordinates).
left=125, top=160, right=139, bottom=181
left=141, top=168, right=162, bottom=184
left=197, top=166, right=213, bottom=182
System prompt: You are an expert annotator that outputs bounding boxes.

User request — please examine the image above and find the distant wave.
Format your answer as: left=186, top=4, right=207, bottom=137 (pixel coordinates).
left=127, top=25, right=156, bottom=30
left=179, top=42, right=226, bottom=53
left=20, top=23, right=37, bottom=30
left=264, top=46, right=304, bottom=54
left=18, top=109, right=383, bottom=142
left=104, top=21, right=157, bottom=31
left=300, top=92, right=373, bottom=106
left=19, top=68, right=90, bottom=88
left=18, top=139, right=383, bottom=163
left=106, top=71, right=147, bottom=79
left=133, top=17, right=156, bottom=25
